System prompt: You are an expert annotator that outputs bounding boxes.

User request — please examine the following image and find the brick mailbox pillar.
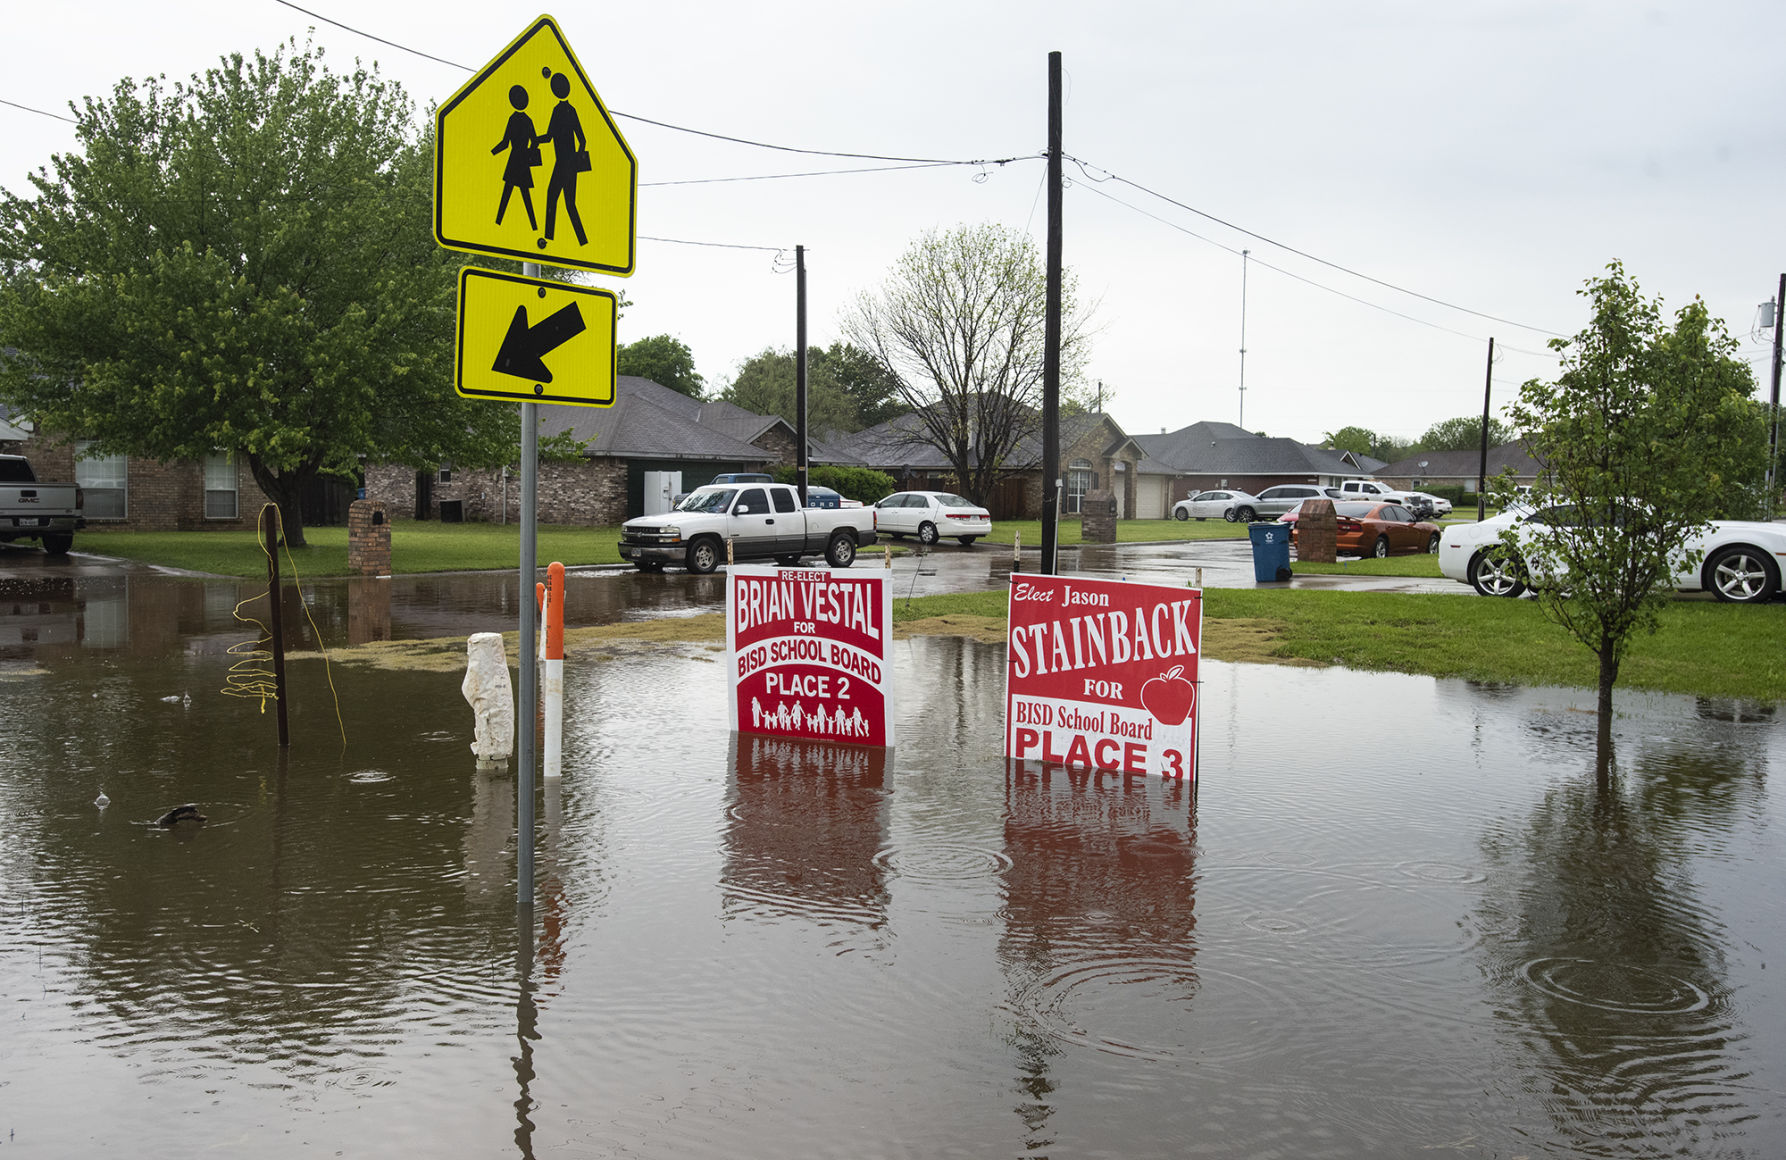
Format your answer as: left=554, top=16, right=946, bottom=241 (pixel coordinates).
left=348, top=499, right=392, bottom=577
left=1082, top=489, right=1118, bottom=543
left=1295, top=498, right=1338, bottom=563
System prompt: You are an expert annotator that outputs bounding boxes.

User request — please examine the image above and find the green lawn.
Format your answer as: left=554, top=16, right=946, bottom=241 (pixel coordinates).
left=78, top=523, right=624, bottom=578
left=894, top=586, right=1786, bottom=702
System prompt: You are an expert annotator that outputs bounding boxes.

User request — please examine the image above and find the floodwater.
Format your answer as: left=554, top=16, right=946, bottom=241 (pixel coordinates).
left=2, top=563, right=1783, bottom=1157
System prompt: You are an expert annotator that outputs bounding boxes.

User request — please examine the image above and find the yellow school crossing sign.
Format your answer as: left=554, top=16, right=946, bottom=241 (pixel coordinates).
left=456, top=268, right=617, bottom=406
left=435, top=15, right=637, bottom=275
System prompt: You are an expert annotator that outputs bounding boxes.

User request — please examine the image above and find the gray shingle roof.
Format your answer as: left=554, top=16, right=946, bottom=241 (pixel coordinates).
left=1134, top=423, right=1355, bottom=477
left=1377, top=442, right=1541, bottom=481
left=533, top=376, right=780, bottom=462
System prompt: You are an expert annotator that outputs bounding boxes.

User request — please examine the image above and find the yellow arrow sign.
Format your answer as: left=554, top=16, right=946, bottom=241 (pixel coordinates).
left=456, top=268, right=617, bottom=407
left=435, top=15, right=637, bottom=275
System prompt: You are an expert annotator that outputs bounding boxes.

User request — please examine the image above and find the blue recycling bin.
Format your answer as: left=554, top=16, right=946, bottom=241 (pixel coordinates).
left=1247, top=521, right=1292, bottom=583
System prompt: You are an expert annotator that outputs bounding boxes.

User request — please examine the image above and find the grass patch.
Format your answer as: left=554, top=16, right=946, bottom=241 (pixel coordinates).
left=1289, top=554, right=1443, bottom=579
left=885, top=586, right=1786, bottom=701
left=79, top=522, right=623, bottom=578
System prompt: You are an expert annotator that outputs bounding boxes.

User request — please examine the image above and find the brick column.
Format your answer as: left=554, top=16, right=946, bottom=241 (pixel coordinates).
left=1082, top=489, right=1118, bottom=543
left=1295, top=498, right=1337, bottom=563
left=348, top=499, right=392, bottom=576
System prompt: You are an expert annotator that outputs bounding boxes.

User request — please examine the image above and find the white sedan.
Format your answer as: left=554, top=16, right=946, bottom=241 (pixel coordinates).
left=1171, top=489, right=1261, bottom=522
left=1438, top=504, right=1786, bottom=604
left=1405, top=491, right=1453, bottom=518
left=873, top=490, right=992, bottom=545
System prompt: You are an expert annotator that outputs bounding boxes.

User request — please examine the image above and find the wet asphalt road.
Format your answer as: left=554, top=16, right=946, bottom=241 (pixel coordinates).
left=0, top=537, right=1467, bottom=598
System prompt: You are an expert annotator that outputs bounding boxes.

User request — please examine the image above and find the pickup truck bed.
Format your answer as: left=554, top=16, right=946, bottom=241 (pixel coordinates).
left=0, top=454, right=83, bottom=555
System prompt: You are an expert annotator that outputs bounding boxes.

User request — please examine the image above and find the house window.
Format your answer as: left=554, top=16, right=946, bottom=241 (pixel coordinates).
left=1066, top=459, right=1095, bottom=515
left=75, top=442, right=127, bottom=519
left=439, top=465, right=454, bottom=483
left=204, top=452, right=238, bottom=519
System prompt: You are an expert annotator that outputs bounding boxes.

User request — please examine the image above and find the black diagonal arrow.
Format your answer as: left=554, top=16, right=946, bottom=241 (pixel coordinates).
left=492, top=301, right=587, bottom=383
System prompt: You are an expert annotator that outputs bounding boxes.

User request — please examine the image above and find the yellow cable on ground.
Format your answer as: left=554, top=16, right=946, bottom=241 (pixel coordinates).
left=217, top=504, right=349, bottom=748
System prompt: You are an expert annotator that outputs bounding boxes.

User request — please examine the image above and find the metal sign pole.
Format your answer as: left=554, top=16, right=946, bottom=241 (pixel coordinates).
left=517, top=262, right=540, bottom=916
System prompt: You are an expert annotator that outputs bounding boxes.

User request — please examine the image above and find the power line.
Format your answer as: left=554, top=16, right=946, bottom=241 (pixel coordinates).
left=1, top=97, right=75, bottom=124
left=1071, top=176, right=1492, bottom=345
left=268, top=0, right=1014, bottom=168
left=1064, top=152, right=1565, bottom=339
left=641, top=160, right=1015, bottom=188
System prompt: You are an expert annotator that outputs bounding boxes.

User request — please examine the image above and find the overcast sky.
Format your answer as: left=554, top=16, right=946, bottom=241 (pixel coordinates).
left=4, top=0, right=1782, bottom=447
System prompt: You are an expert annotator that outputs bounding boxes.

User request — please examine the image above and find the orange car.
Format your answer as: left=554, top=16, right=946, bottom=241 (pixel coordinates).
left=1280, top=500, right=1441, bottom=558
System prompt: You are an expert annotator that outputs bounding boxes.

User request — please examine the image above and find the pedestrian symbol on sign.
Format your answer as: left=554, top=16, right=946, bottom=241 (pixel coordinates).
left=435, top=16, right=635, bottom=275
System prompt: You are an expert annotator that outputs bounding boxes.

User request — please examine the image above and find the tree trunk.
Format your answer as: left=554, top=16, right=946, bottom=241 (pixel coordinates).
left=1595, top=643, right=1620, bottom=782
left=247, top=455, right=315, bottom=549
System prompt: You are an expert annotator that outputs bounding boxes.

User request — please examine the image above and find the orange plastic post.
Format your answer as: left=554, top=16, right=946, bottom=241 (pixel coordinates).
left=545, top=562, right=566, bottom=661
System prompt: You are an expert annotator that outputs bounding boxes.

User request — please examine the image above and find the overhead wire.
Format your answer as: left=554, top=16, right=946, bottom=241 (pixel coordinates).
left=3, top=0, right=1576, bottom=357
left=1064, top=152, right=1565, bottom=339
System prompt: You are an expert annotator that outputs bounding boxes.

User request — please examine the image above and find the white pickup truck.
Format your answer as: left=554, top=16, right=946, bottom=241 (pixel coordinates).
left=0, top=454, right=83, bottom=555
left=1338, top=479, right=1434, bottom=517
left=618, top=482, right=878, bottom=573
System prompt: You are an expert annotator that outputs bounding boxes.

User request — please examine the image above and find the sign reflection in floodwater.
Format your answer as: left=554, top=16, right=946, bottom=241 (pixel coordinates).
left=0, top=563, right=1782, bottom=1156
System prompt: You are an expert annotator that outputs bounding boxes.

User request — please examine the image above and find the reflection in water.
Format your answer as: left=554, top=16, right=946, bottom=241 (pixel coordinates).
left=3, top=568, right=1785, bottom=1156
left=721, top=734, right=890, bottom=944
left=1476, top=710, right=1771, bottom=1154
left=1000, top=761, right=1197, bottom=1150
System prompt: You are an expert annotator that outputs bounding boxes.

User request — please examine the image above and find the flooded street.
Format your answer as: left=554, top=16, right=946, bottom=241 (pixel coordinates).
left=2, top=561, right=1783, bottom=1157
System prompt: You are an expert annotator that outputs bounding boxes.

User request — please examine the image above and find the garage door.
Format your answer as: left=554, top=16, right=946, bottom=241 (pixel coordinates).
left=1136, top=474, right=1167, bottom=520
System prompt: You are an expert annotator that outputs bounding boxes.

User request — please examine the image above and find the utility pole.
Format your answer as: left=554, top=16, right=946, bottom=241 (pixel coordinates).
left=796, top=245, right=808, bottom=506
left=1768, top=274, right=1783, bottom=519
left=1478, top=336, right=1494, bottom=522
left=1040, top=51, right=1063, bottom=576
left=1238, top=249, right=1250, bottom=429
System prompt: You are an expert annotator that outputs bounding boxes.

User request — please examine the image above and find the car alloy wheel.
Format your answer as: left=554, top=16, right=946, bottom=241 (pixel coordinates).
left=1707, top=545, right=1778, bottom=604
left=1469, top=551, right=1527, bottom=598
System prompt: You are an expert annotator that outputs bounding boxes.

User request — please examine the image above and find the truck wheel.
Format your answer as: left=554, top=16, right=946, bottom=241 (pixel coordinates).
left=686, top=538, right=721, bottom=574
left=41, top=533, right=73, bottom=555
left=774, top=555, right=802, bottom=567
left=917, top=521, right=938, bottom=545
left=825, top=533, right=857, bottom=568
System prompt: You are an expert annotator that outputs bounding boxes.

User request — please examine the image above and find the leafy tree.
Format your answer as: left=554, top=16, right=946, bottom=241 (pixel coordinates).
left=1420, top=414, right=1515, bottom=453
left=1322, top=425, right=1381, bottom=458
left=1504, top=262, right=1758, bottom=769
left=845, top=222, right=1091, bottom=505
left=0, top=42, right=523, bottom=548
left=720, top=346, right=860, bottom=433
left=1322, top=425, right=1414, bottom=462
left=718, top=342, right=908, bottom=434
left=818, top=342, right=907, bottom=428
left=617, top=333, right=703, bottom=398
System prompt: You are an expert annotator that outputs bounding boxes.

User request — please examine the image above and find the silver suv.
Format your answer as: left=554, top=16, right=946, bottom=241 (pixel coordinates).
left=1249, top=484, right=1341, bottom=519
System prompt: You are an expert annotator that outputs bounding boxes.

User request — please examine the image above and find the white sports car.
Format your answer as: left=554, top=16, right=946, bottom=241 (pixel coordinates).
left=1437, top=504, right=1786, bottom=604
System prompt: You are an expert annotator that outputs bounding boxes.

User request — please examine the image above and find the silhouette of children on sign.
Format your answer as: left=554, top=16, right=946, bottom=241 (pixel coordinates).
left=539, top=70, right=589, bottom=247
left=491, top=84, right=539, bottom=230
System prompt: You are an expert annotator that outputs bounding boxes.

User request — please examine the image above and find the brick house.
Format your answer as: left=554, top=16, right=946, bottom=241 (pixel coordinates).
left=821, top=409, right=1144, bottom=521
left=1, top=405, right=265, bottom=532
left=364, top=375, right=792, bottom=525
left=1132, top=421, right=1360, bottom=512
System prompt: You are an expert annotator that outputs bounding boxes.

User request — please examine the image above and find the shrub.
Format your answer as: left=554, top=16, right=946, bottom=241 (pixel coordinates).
left=771, top=464, right=897, bottom=503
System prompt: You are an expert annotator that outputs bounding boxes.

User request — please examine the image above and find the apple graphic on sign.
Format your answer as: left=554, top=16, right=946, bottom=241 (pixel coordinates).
left=1140, top=665, right=1195, bottom=726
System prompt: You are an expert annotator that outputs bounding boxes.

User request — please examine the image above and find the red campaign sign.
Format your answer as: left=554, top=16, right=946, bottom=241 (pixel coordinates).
left=727, top=566, right=895, bottom=748
left=1004, top=574, right=1201, bottom=780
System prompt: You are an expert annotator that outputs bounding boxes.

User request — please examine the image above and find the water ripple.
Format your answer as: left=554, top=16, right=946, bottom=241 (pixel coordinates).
left=871, top=841, right=1013, bottom=882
